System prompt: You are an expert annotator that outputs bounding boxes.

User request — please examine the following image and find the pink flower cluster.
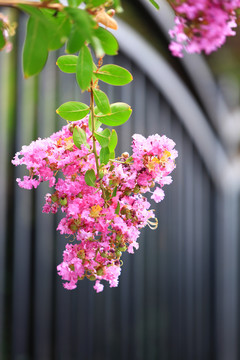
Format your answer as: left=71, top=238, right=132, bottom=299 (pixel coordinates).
left=12, top=117, right=177, bottom=292
left=169, top=0, right=240, bottom=57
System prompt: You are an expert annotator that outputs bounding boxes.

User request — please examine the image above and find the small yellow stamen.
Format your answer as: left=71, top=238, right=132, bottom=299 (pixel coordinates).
left=64, top=136, right=74, bottom=150
left=160, top=150, right=171, bottom=165
left=146, top=157, right=160, bottom=171
left=90, top=205, right=102, bottom=218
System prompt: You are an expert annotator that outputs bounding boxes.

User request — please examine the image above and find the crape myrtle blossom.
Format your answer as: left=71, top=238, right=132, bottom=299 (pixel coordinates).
left=12, top=116, right=177, bottom=292
left=168, top=0, right=240, bottom=57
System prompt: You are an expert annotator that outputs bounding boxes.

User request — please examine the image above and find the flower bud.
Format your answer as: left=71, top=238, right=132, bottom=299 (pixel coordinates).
left=59, top=197, right=67, bottom=206
left=89, top=275, right=96, bottom=281
left=107, top=9, right=115, bottom=17
left=124, top=188, right=131, bottom=196
left=122, top=152, right=129, bottom=158
left=97, top=268, right=104, bottom=276
left=51, top=194, right=58, bottom=202
left=115, top=250, right=122, bottom=258
left=70, top=223, right=78, bottom=231
left=77, top=250, right=85, bottom=259
left=118, top=245, right=127, bottom=252
left=68, top=124, right=75, bottom=133
left=133, top=185, right=140, bottom=194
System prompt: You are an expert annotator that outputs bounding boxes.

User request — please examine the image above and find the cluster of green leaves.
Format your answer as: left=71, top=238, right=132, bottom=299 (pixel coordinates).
left=56, top=42, right=133, bottom=187
left=0, top=0, right=160, bottom=189
left=19, top=0, right=122, bottom=77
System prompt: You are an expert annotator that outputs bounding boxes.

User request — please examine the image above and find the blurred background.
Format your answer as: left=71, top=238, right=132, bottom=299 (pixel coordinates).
left=0, top=0, right=240, bottom=359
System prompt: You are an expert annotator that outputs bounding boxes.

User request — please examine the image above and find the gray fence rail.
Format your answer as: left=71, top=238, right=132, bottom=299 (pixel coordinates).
left=0, top=7, right=239, bottom=360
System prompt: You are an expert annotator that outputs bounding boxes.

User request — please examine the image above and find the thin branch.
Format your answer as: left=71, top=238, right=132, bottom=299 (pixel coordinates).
left=90, top=81, right=100, bottom=178
left=0, top=0, right=64, bottom=10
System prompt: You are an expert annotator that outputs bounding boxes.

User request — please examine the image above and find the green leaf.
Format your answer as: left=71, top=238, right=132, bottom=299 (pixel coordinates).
left=95, top=64, right=133, bottom=86
left=93, top=89, right=111, bottom=114
left=65, top=7, right=94, bottom=43
left=66, top=25, right=85, bottom=54
left=85, top=0, right=107, bottom=6
left=48, top=14, right=71, bottom=51
left=96, top=102, right=132, bottom=126
left=68, top=0, right=82, bottom=7
left=112, top=186, right=117, bottom=197
left=23, top=16, right=49, bottom=78
left=76, top=45, right=93, bottom=91
left=0, top=28, right=6, bottom=50
left=91, top=36, right=105, bottom=58
left=94, top=128, right=111, bottom=147
left=108, top=129, right=118, bottom=152
left=148, top=0, right=160, bottom=10
left=100, top=147, right=110, bottom=165
left=56, top=55, right=78, bottom=73
left=115, top=201, right=120, bottom=215
left=18, top=4, right=48, bottom=19
left=56, top=101, right=90, bottom=121
left=85, top=169, right=96, bottom=187
left=92, top=27, right=118, bottom=56
left=109, top=151, right=115, bottom=159
left=73, top=126, right=88, bottom=149
left=19, top=6, right=70, bottom=52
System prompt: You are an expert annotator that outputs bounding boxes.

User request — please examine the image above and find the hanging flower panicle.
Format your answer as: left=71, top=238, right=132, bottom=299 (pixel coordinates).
left=12, top=116, right=178, bottom=292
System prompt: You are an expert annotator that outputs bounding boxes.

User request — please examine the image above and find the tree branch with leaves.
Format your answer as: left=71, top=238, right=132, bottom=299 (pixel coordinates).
left=2, top=0, right=178, bottom=292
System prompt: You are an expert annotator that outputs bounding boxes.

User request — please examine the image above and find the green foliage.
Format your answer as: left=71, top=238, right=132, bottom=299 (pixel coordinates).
left=23, top=16, right=49, bottom=78
left=19, top=1, right=127, bottom=76
left=20, top=6, right=72, bottom=76
left=95, top=64, right=133, bottom=86
left=65, top=7, right=95, bottom=53
left=66, top=25, right=85, bottom=54
left=115, top=201, right=120, bottom=214
left=85, top=0, right=107, bottom=7
left=96, top=102, right=132, bottom=126
left=76, top=44, right=93, bottom=91
left=16, top=1, right=134, bottom=190
left=94, top=128, right=111, bottom=147
left=93, top=89, right=111, bottom=114
left=85, top=169, right=97, bottom=187
left=100, top=147, right=110, bottom=165
left=46, top=12, right=71, bottom=51
left=148, top=0, right=160, bottom=10
left=73, top=126, right=89, bottom=149
left=56, top=55, right=78, bottom=73
left=91, top=36, right=105, bottom=58
left=112, top=186, right=117, bottom=197
left=108, top=129, right=118, bottom=152
left=92, top=27, right=118, bottom=56
left=56, top=101, right=90, bottom=121
left=67, top=0, right=82, bottom=7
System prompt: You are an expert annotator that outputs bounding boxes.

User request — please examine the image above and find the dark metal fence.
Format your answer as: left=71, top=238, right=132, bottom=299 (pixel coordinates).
left=0, top=7, right=239, bottom=360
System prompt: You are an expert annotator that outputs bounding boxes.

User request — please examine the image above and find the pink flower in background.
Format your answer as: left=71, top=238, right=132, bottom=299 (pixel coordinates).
left=12, top=117, right=177, bottom=292
left=168, top=0, right=240, bottom=56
